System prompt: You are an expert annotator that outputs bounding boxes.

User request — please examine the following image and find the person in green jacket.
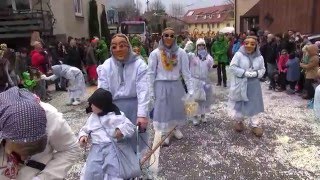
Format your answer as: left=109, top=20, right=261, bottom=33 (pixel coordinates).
left=96, top=38, right=109, bottom=64
left=211, top=33, right=229, bottom=87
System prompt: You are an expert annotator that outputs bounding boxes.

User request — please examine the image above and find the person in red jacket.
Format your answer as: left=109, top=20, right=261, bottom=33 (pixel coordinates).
left=277, top=49, right=289, bottom=91
left=30, top=41, right=47, bottom=74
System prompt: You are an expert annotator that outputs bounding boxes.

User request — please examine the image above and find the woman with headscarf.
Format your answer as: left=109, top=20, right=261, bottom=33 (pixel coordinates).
left=0, top=87, right=80, bottom=180
left=41, top=64, right=86, bottom=105
left=97, top=34, right=149, bottom=152
left=148, top=28, right=194, bottom=146
left=228, top=36, right=266, bottom=137
left=188, top=38, right=214, bottom=126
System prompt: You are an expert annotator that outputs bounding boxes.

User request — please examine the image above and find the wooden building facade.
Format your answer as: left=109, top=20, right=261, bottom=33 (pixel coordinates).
left=239, top=0, right=320, bottom=34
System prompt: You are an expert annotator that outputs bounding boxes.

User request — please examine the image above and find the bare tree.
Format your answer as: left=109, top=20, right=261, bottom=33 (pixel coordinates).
left=136, top=0, right=143, bottom=13
left=170, top=3, right=185, bottom=18
left=150, top=0, right=166, bottom=13
left=117, top=1, right=140, bottom=21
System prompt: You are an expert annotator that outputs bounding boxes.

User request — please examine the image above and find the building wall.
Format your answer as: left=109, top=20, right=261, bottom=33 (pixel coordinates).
left=187, top=20, right=235, bottom=37
left=259, top=0, right=318, bottom=34
left=235, top=0, right=259, bottom=33
left=50, top=0, right=107, bottom=42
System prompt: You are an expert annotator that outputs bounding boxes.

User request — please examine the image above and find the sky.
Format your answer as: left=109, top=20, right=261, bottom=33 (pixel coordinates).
left=136, top=0, right=226, bottom=13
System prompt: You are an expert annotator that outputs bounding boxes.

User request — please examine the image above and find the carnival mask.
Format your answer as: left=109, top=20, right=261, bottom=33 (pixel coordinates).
left=244, top=38, right=257, bottom=54
left=111, top=36, right=129, bottom=61
left=132, top=47, right=141, bottom=55
left=162, top=29, right=175, bottom=47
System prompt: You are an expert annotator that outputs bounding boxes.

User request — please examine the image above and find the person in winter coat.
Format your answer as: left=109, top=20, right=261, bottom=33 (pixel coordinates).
left=30, top=41, right=47, bottom=74
left=300, top=44, right=319, bottom=99
left=41, top=64, right=86, bottom=105
left=232, top=37, right=242, bottom=56
left=65, top=39, right=83, bottom=70
left=15, top=48, right=30, bottom=79
left=211, top=33, right=229, bottom=87
left=228, top=36, right=266, bottom=137
left=0, top=87, right=80, bottom=180
left=85, top=39, right=98, bottom=86
left=189, top=38, right=214, bottom=125
left=79, top=88, right=137, bottom=179
left=277, top=49, right=289, bottom=91
left=285, top=53, right=300, bottom=94
left=0, top=56, right=14, bottom=92
left=148, top=28, right=194, bottom=146
left=97, top=33, right=149, bottom=152
left=261, top=34, right=278, bottom=90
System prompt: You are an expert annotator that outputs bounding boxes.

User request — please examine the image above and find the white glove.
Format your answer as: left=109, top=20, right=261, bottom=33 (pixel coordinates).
left=40, top=74, right=48, bottom=80
left=250, top=71, right=258, bottom=78
left=244, top=71, right=258, bottom=78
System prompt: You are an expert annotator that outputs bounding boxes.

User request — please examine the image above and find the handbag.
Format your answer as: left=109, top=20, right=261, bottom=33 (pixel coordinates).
left=192, top=79, right=206, bottom=101
left=110, top=140, right=141, bottom=179
left=99, top=118, right=141, bottom=179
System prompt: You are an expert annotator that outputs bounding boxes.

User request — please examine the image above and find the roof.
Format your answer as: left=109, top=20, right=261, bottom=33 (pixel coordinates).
left=182, top=4, right=234, bottom=24
left=243, top=1, right=261, bottom=17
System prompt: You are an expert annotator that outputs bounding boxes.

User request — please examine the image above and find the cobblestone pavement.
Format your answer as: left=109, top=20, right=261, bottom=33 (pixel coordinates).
left=46, top=71, right=320, bottom=180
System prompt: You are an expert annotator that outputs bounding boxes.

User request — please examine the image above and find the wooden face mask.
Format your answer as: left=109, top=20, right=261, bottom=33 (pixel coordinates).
left=162, top=29, right=175, bottom=47
left=111, top=36, right=129, bottom=61
left=244, top=37, right=257, bottom=54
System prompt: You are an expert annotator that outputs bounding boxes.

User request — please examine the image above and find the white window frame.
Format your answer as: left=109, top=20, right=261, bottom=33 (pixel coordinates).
left=74, top=0, right=83, bottom=17
left=11, top=0, right=32, bottom=12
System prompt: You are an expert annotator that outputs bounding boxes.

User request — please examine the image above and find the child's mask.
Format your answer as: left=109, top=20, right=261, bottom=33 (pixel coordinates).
left=244, top=37, right=257, bottom=54
left=111, top=36, right=129, bottom=61
left=133, top=47, right=141, bottom=55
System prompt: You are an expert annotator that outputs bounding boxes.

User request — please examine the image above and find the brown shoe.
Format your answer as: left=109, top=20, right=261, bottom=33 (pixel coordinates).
left=234, top=122, right=245, bottom=132
left=252, top=127, right=263, bottom=137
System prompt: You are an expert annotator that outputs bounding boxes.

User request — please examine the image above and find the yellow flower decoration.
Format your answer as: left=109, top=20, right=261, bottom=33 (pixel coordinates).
left=161, top=50, right=177, bottom=71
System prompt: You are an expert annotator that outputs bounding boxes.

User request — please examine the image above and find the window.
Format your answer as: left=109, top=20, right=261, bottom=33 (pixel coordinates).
left=201, top=24, right=204, bottom=28
left=187, top=11, right=194, bottom=16
left=74, top=0, right=83, bottom=17
left=0, top=0, right=13, bottom=11
left=13, top=0, right=31, bottom=11
left=195, top=24, right=197, bottom=28
left=226, top=23, right=230, bottom=27
left=1, top=0, right=32, bottom=12
left=207, top=24, right=210, bottom=28
left=217, top=23, right=220, bottom=28
left=212, top=24, right=215, bottom=28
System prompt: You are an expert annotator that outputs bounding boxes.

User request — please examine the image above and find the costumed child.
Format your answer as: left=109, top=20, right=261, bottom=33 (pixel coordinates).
left=313, top=68, right=320, bottom=119
left=131, top=36, right=148, bottom=63
left=228, top=36, right=266, bottom=137
left=79, top=88, right=139, bottom=180
left=41, top=64, right=86, bottom=105
left=189, top=38, right=214, bottom=125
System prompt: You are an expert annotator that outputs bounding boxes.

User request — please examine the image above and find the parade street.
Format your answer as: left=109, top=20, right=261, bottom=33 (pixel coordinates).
left=47, top=71, right=320, bottom=180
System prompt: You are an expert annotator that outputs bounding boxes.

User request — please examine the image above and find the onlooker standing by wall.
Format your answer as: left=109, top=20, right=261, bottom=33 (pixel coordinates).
left=211, top=33, right=229, bottom=87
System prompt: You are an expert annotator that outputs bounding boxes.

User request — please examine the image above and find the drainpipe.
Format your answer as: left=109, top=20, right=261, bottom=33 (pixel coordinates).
left=311, top=0, right=316, bottom=33
left=234, top=0, right=237, bottom=33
